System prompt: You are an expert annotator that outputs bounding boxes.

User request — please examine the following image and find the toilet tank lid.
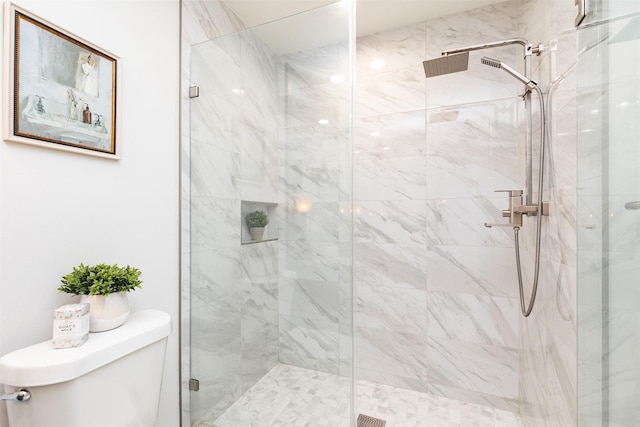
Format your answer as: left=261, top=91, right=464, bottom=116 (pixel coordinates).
left=0, top=309, right=171, bottom=387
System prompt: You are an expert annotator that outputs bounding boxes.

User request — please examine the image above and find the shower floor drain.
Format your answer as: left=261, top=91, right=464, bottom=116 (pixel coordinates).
left=357, top=414, right=386, bottom=427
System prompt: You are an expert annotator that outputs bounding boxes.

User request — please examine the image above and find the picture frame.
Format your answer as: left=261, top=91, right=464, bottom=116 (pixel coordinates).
left=3, top=2, right=121, bottom=159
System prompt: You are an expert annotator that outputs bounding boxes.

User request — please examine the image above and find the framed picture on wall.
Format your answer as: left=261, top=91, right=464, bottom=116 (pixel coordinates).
left=3, top=2, right=121, bottom=159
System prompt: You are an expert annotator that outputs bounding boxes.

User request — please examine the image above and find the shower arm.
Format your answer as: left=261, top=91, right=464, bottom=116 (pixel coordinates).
left=441, top=38, right=542, bottom=62
left=441, top=39, right=543, bottom=98
left=442, top=38, right=543, bottom=208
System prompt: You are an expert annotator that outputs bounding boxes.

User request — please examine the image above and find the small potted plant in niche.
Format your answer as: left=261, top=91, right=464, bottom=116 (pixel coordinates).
left=58, top=263, right=142, bottom=332
left=245, top=210, right=269, bottom=241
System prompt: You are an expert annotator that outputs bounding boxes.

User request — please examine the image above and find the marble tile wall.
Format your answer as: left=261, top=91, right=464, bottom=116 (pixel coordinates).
left=354, top=20, right=430, bottom=396
left=276, top=33, right=352, bottom=377
left=517, top=1, right=578, bottom=426
left=353, top=1, right=525, bottom=413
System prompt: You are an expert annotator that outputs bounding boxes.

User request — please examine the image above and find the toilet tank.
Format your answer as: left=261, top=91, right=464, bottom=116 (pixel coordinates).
left=0, top=309, right=171, bottom=427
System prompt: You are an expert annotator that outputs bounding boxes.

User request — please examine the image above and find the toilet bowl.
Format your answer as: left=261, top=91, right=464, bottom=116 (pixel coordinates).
left=0, top=309, right=171, bottom=427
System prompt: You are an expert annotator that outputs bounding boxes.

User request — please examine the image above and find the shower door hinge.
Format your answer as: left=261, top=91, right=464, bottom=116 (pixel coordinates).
left=189, top=86, right=200, bottom=99
left=189, top=378, right=200, bottom=391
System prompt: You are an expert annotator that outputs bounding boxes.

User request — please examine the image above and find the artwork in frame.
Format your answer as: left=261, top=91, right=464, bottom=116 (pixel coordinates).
left=3, top=2, right=120, bottom=159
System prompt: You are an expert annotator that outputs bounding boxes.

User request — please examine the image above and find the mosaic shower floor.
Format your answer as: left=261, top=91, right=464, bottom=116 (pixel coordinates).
left=197, top=364, right=523, bottom=427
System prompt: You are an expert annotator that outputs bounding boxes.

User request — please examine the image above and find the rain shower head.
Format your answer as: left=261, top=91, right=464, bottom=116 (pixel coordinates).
left=423, top=52, right=469, bottom=78
left=480, top=56, right=537, bottom=89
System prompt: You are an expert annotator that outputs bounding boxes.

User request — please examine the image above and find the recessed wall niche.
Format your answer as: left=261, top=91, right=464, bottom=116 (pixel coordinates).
left=241, top=201, right=278, bottom=245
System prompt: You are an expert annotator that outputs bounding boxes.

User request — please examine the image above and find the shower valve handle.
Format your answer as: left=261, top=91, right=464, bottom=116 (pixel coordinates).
left=486, top=189, right=524, bottom=228
left=484, top=222, right=520, bottom=229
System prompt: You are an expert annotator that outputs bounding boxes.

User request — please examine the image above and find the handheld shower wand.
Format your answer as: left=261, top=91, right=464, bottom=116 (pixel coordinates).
left=480, top=55, right=547, bottom=318
left=480, top=57, right=538, bottom=90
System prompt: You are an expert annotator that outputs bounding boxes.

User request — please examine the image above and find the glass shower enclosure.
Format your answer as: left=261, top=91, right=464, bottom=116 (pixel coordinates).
left=577, top=0, right=640, bottom=425
left=186, top=3, right=354, bottom=426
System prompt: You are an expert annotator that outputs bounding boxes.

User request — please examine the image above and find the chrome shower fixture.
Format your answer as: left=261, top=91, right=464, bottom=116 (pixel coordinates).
left=480, top=57, right=538, bottom=90
left=421, top=37, right=548, bottom=318
left=423, top=38, right=543, bottom=82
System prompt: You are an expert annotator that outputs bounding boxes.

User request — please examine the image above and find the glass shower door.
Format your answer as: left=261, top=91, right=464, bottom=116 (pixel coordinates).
left=577, top=1, right=640, bottom=425
left=188, top=28, right=280, bottom=425
left=187, top=3, right=354, bottom=426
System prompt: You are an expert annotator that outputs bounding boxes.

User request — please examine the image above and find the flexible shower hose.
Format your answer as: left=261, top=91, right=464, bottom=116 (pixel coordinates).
left=514, top=84, right=546, bottom=318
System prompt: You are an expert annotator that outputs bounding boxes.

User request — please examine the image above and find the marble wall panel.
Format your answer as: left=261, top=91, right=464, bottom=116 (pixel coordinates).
left=427, top=382, right=520, bottom=413
left=276, top=33, right=352, bottom=378
left=425, top=2, right=521, bottom=59
left=238, top=129, right=278, bottom=184
left=356, top=23, right=425, bottom=77
left=182, top=0, right=244, bottom=46
left=356, top=325, right=428, bottom=389
left=191, top=35, right=242, bottom=107
left=283, top=124, right=346, bottom=165
left=240, top=34, right=279, bottom=130
left=357, top=284, right=428, bottom=334
left=426, top=245, right=519, bottom=298
left=354, top=111, right=426, bottom=160
left=426, top=197, right=515, bottom=247
left=279, top=279, right=341, bottom=323
left=427, top=291, right=519, bottom=347
left=189, top=339, right=242, bottom=423
left=355, top=242, right=427, bottom=290
left=280, top=43, right=348, bottom=91
left=190, top=293, right=241, bottom=357
left=189, top=197, right=240, bottom=251
left=355, top=200, right=427, bottom=245
left=283, top=81, right=351, bottom=128
left=239, top=255, right=279, bottom=392
left=281, top=161, right=343, bottom=202
left=190, top=142, right=239, bottom=198
left=280, top=201, right=341, bottom=242
left=189, top=96, right=242, bottom=153
left=191, top=247, right=242, bottom=306
left=278, top=315, right=340, bottom=374
left=427, top=337, right=519, bottom=399
left=355, top=155, right=427, bottom=201
left=518, top=1, right=578, bottom=425
left=355, top=69, right=426, bottom=118
left=352, top=0, right=525, bottom=413
left=280, top=239, right=340, bottom=282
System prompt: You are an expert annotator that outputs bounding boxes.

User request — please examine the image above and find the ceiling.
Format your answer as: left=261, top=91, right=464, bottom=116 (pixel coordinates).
left=223, top=0, right=507, bottom=37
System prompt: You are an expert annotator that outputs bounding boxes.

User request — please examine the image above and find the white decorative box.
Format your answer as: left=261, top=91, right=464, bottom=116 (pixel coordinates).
left=52, top=303, right=90, bottom=349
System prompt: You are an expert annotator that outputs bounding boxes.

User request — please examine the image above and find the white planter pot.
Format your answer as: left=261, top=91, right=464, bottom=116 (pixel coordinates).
left=249, top=226, right=265, bottom=241
left=79, top=292, right=130, bottom=332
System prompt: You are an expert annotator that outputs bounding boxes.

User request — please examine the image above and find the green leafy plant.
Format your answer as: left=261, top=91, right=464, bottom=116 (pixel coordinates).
left=58, top=263, right=143, bottom=296
left=245, top=210, right=269, bottom=228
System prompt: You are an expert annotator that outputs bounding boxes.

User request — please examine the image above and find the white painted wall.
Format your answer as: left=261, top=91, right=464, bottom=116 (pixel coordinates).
left=0, top=1, right=180, bottom=426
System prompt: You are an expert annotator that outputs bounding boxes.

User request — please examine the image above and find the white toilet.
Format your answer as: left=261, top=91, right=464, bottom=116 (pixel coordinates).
left=0, top=309, right=171, bottom=427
